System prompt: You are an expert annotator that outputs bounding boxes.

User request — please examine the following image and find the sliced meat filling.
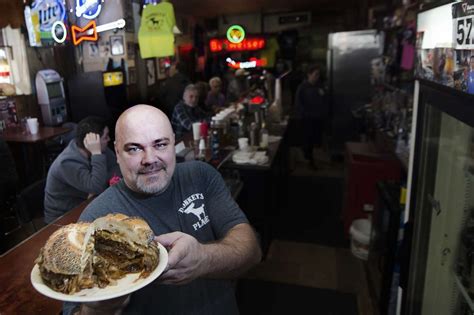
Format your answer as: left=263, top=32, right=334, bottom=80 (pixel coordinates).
left=39, top=265, right=95, bottom=294
left=93, top=231, right=159, bottom=286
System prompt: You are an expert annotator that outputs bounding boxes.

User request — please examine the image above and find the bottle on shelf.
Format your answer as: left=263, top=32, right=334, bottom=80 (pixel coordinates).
left=259, top=121, right=269, bottom=149
left=249, top=122, right=258, bottom=147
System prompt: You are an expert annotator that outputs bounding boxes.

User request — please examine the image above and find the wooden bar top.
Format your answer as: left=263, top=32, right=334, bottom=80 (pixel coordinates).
left=0, top=126, right=71, bottom=143
left=0, top=200, right=91, bottom=315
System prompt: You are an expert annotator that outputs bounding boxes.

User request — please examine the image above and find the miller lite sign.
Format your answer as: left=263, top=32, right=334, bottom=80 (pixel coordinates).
left=31, top=0, right=66, bottom=40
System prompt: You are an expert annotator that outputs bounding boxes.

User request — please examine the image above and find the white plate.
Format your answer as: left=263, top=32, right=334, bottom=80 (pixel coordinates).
left=31, top=242, right=168, bottom=302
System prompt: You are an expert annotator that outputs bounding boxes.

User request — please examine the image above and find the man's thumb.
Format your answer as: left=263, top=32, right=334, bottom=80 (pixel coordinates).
left=155, top=231, right=182, bottom=247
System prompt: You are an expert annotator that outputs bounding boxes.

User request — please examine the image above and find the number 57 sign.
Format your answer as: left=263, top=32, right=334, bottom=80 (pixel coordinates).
left=453, top=0, right=474, bottom=49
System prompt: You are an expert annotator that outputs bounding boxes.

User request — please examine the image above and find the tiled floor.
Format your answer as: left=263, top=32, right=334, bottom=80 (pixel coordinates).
left=244, top=240, right=374, bottom=315
left=240, top=147, right=375, bottom=315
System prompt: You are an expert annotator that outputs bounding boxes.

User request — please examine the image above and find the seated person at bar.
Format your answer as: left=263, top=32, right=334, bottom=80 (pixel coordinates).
left=171, top=84, right=209, bottom=139
left=205, top=76, right=226, bottom=110
left=63, top=105, right=261, bottom=315
left=44, top=116, right=121, bottom=223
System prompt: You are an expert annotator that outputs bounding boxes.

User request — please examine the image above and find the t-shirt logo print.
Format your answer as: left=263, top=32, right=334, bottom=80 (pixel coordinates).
left=183, top=202, right=204, bottom=219
left=178, top=193, right=210, bottom=231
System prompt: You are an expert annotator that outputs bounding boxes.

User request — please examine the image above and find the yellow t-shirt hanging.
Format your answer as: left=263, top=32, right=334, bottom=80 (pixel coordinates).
left=138, top=2, right=176, bottom=58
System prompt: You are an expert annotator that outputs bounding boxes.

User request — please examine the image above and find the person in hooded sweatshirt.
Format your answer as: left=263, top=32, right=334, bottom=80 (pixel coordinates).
left=44, top=116, right=121, bottom=223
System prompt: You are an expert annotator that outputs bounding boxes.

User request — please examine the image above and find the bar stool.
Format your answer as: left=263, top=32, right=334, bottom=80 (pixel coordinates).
left=15, top=178, right=47, bottom=232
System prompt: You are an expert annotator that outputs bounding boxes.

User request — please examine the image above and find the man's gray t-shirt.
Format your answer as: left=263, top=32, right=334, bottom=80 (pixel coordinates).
left=64, top=161, right=248, bottom=315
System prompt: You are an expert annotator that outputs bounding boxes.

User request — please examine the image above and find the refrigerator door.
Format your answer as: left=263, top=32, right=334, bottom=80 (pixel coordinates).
left=328, top=30, right=384, bottom=148
left=407, top=81, right=474, bottom=315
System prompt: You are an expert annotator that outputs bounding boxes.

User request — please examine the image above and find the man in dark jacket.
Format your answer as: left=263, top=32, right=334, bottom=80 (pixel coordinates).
left=294, top=65, right=328, bottom=167
left=159, top=62, right=190, bottom=118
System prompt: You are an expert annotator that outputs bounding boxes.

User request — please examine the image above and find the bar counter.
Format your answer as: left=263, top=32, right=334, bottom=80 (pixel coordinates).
left=0, top=199, right=91, bottom=315
left=0, top=126, right=71, bottom=143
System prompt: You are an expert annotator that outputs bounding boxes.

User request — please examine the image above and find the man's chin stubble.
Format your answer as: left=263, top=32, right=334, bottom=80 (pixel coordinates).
left=136, top=174, right=170, bottom=195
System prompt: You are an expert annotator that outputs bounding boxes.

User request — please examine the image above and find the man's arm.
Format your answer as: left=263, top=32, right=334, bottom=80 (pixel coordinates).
left=62, top=156, right=108, bottom=195
left=156, top=223, right=261, bottom=285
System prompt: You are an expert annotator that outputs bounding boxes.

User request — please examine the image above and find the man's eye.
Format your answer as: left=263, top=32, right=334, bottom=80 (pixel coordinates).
left=155, top=143, right=168, bottom=149
left=126, top=147, right=141, bottom=152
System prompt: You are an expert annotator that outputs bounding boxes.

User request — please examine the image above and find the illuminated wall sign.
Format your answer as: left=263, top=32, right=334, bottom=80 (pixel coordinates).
left=103, top=71, right=123, bottom=87
left=227, top=25, right=245, bottom=43
left=68, top=19, right=125, bottom=45
left=31, top=0, right=66, bottom=39
left=75, top=0, right=102, bottom=19
left=51, top=21, right=67, bottom=43
left=209, top=38, right=266, bottom=52
left=71, top=20, right=98, bottom=45
left=24, top=6, right=41, bottom=46
left=226, top=57, right=267, bottom=69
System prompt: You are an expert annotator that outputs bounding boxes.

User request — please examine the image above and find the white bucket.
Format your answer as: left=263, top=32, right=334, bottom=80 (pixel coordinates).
left=350, top=219, right=372, bottom=260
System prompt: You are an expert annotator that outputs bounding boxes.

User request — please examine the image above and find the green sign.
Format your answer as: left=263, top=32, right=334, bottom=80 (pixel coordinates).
left=227, top=25, right=245, bottom=44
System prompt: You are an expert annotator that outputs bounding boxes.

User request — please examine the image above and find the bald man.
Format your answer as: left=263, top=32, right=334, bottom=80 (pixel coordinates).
left=64, top=105, right=261, bottom=315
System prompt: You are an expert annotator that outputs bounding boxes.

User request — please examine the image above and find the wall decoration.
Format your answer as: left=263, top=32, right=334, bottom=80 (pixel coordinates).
left=51, top=21, right=67, bottom=44
left=157, top=57, right=170, bottom=80
left=103, top=71, right=124, bottom=87
left=147, top=59, right=156, bottom=86
left=71, top=18, right=125, bottom=46
left=226, top=57, right=267, bottom=69
left=88, top=42, right=99, bottom=57
left=71, top=20, right=97, bottom=46
left=138, top=2, right=176, bottom=58
left=30, top=0, right=67, bottom=43
left=99, top=40, right=110, bottom=57
left=209, top=37, right=266, bottom=52
left=158, top=57, right=171, bottom=74
left=24, top=5, right=41, bottom=46
left=110, top=35, right=124, bottom=56
left=128, top=67, right=136, bottom=85
left=127, top=42, right=136, bottom=59
left=75, top=0, right=102, bottom=19
left=227, top=25, right=246, bottom=43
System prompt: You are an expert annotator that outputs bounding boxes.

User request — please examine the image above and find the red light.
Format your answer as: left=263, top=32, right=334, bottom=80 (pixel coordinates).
left=179, top=44, right=193, bottom=52
left=210, top=39, right=221, bottom=52
left=209, top=37, right=266, bottom=52
left=250, top=96, right=265, bottom=104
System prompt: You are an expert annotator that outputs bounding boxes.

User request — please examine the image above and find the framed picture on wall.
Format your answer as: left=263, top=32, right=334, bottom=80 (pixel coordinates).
left=88, top=42, right=99, bottom=57
left=110, top=35, right=125, bottom=56
left=128, top=67, right=136, bottom=85
left=158, top=57, right=171, bottom=74
left=146, top=59, right=156, bottom=86
left=127, top=42, right=136, bottom=59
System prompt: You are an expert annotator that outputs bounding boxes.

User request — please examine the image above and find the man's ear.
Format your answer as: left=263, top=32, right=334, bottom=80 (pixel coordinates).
left=114, top=141, right=119, bottom=157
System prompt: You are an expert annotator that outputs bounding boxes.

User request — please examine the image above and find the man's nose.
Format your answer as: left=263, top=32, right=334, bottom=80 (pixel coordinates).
left=142, top=148, right=157, bottom=164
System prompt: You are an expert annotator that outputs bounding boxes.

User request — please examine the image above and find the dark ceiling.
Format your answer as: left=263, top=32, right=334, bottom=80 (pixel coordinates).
left=170, top=0, right=363, bottom=18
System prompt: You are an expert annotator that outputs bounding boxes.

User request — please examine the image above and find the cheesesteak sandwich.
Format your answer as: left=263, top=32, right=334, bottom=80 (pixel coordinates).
left=35, top=214, right=160, bottom=294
